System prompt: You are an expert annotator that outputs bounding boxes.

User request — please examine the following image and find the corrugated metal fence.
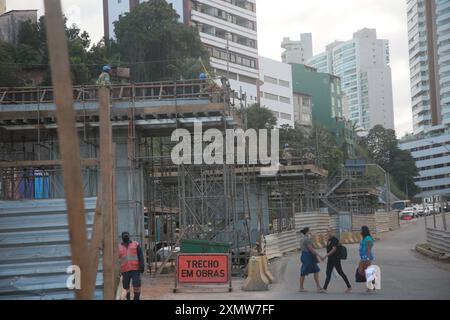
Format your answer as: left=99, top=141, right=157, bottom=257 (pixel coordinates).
left=0, top=198, right=103, bottom=300
left=264, top=212, right=399, bottom=260
left=427, top=228, right=450, bottom=255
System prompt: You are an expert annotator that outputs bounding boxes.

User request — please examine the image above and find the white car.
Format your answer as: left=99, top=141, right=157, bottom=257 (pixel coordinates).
left=156, top=246, right=180, bottom=261
left=400, top=207, right=415, bottom=220
left=414, top=205, right=425, bottom=217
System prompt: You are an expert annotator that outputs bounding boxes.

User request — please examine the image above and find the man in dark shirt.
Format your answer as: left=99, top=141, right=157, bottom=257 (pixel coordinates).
left=322, top=229, right=352, bottom=293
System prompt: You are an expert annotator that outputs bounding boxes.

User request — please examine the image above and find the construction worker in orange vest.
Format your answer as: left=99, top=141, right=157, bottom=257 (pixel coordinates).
left=119, top=231, right=145, bottom=300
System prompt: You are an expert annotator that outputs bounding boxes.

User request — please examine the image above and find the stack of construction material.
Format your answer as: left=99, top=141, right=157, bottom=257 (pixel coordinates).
left=389, top=211, right=400, bottom=231
left=264, top=230, right=298, bottom=260
left=375, top=212, right=391, bottom=233
left=294, top=212, right=331, bottom=235
left=352, top=214, right=377, bottom=233
left=328, top=215, right=339, bottom=234
left=0, top=198, right=102, bottom=300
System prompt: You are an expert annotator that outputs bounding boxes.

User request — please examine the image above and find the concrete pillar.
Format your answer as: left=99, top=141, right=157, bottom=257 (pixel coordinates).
left=113, top=129, right=145, bottom=245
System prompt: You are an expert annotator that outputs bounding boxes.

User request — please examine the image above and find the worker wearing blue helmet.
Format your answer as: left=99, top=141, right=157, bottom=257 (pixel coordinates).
left=97, top=65, right=112, bottom=87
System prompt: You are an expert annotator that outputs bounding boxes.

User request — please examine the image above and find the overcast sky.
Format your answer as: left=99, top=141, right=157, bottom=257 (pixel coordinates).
left=6, top=0, right=413, bottom=136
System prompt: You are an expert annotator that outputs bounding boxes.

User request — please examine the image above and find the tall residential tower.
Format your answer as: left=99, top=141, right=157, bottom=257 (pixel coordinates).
left=281, top=33, right=313, bottom=64
left=399, top=0, right=450, bottom=199
left=407, top=0, right=450, bottom=134
left=308, top=28, right=395, bottom=133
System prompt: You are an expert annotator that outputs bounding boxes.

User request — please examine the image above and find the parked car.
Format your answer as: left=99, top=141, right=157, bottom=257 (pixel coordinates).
left=156, top=246, right=180, bottom=261
left=400, top=207, right=415, bottom=220
left=413, top=205, right=426, bottom=217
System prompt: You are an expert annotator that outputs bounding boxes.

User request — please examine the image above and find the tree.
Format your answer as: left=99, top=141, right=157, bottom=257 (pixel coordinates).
left=246, top=104, right=277, bottom=130
left=386, top=149, right=420, bottom=198
left=310, top=125, right=344, bottom=173
left=364, top=125, right=398, bottom=167
left=278, top=123, right=344, bottom=172
left=13, top=17, right=106, bottom=86
left=363, top=125, right=420, bottom=198
left=113, top=0, right=210, bottom=82
left=279, top=124, right=307, bottom=155
left=0, top=42, right=20, bottom=86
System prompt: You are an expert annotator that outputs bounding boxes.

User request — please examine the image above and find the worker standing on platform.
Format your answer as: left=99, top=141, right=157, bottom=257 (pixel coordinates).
left=97, top=65, right=112, bottom=87
left=119, top=232, right=145, bottom=300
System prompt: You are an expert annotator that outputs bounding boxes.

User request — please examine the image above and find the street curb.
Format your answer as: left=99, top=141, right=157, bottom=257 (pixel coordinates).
left=415, top=244, right=450, bottom=262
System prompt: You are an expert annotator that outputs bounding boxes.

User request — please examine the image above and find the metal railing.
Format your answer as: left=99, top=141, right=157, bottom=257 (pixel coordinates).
left=0, top=78, right=227, bottom=105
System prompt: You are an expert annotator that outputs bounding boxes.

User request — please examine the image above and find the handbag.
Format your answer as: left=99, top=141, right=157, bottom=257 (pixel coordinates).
left=355, top=267, right=366, bottom=282
left=355, top=260, right=371, bottom=283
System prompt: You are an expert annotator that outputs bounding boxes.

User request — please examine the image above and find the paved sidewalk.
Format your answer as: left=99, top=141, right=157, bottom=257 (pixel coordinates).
left=140, top=218, right=450, bottom=300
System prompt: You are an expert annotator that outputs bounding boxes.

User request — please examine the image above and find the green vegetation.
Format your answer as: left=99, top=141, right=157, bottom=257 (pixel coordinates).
left=0, top=0, right=209, bottom=86
left=278, top=123, right=344, bottom=173
left=244, top=108, right=420, bottom=199
left=362, top=125, right=420, bottom=199
left=114, top=0, right=210, bottom=82
left=245, top=104, right=277, bottom=130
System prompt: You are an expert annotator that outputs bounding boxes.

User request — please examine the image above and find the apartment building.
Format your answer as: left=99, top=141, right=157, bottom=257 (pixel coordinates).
left=258, top=56, right=294, bottom=127
left=281, top=33, right=313, bottom=64
left=399, top=0, right=450, bottom=199
left=308, top=28, right=395, bottom=132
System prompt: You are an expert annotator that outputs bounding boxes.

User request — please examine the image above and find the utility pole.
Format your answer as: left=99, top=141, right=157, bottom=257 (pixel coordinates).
left=441, top=196, right=447, bottom=231
left=405, top=176, right=409, bottom=199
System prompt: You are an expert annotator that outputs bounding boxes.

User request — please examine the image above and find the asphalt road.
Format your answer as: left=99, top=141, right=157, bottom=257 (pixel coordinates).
left=271, top=218, right=450, bottom=300
left=152, top=217, right=450, bottom=300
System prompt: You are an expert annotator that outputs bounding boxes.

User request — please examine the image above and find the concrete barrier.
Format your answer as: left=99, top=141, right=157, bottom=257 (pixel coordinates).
left=242, top=256, right=270, bottom=291
left=340, top=232, right=351, bottom=244
left=320, top=234, right=328, bottom=248
left=260, top=255, right=274, bottom=284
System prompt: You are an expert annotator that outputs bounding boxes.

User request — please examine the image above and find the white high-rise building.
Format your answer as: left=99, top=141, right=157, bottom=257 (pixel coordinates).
left=103, top=0, right=259, bottom=105
left=281, top=33, right=313, bottom=64
left=308, top=28, right=395, bottom=132
left=407, top=0, right=450, bottom=134
left=399, top=0, right=450, bottom=199
left=258, top=56, right=294, bottom=127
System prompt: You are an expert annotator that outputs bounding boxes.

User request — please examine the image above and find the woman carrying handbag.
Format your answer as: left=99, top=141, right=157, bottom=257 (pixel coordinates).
left=356, top=226, right=375, bottom=292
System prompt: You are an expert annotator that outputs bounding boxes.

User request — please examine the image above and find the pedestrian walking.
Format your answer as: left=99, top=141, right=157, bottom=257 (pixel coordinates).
left=322, top=228, right=352, bottom=293
left=357, top=226, right=375, bottom=292
left=119, top=232, right=145, bottom=300
left=298, top=227, right=325, bottom=293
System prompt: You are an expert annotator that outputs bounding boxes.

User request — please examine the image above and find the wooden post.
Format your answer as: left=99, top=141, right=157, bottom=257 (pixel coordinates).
left=111, top=143, right=120, bottom=291
left=99, top=87, right=115, bottom=299
left=43, top=0, right=90, bottom=300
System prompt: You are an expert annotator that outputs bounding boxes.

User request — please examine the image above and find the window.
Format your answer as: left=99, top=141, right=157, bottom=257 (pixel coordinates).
left=204, top=44, right=257, bottom=69
left=279, top=96, right=291, bottom=104
left=264, top=76, right=278, bottom=85
left=264, top=92, right=279, bottom=101
left=279, top=80, right=290, bottom=88
left=280, top=112, right=292, bottom=120
left=239, top=75, right=257, bottom=85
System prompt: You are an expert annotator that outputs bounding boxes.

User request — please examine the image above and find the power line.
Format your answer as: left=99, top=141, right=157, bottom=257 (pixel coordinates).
left=0, top=57, right=196, bottom=67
